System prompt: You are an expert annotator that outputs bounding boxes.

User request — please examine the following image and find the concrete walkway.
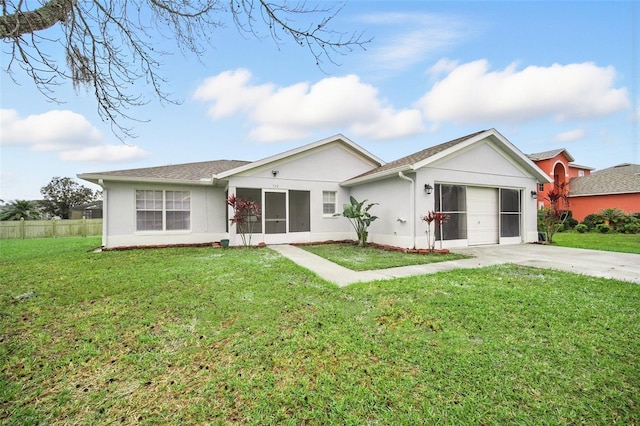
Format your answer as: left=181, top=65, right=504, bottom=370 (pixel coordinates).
left=269, top=244, right=640, bottom=287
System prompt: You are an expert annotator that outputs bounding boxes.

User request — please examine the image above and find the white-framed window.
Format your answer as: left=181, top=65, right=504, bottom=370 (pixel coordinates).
left=538, top=183, right=545, bottom=192
left=322, top=191, right=337, bottom=216
left=578, top=170, right=585, bottom=177
left=136, top=190, right=190, bottom=231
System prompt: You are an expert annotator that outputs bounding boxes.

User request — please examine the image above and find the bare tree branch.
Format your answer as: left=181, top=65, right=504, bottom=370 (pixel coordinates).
left=1, top=0, right=370, bottom=140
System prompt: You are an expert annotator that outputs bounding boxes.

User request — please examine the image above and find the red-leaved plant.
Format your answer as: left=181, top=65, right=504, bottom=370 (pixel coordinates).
left=226, top=194, right=261, bottom=247
left=421, top=211, right=450, bottom=252
left=539, top=182, right=570, bottom=244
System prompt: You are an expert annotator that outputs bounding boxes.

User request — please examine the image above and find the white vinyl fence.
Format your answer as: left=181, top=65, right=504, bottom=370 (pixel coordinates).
left=0, top=218, right=102, bottom=239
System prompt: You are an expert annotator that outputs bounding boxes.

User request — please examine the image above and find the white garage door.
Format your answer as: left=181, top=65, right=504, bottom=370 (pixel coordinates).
left=467, top=187, right=499, bottom=245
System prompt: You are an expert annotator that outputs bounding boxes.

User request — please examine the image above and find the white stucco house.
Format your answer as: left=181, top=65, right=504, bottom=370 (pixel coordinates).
left=78, top=128, right=551, bottom=249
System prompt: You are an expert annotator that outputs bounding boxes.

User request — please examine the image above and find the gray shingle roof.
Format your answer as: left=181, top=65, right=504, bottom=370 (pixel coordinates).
left=527, top=148, right=574, bottom=162
left=569, top=163, right=640, bottom=196
left=82, top=160, right=251, bottom=182
left=347, top=130, right=488, bottom=181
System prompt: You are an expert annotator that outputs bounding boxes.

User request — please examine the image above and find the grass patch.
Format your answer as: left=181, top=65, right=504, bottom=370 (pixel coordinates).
left=1, top=237, right=639, bottom=424
left=553, top=231, right=640, bottom=254
left=298, top=242, right=470, bottom=271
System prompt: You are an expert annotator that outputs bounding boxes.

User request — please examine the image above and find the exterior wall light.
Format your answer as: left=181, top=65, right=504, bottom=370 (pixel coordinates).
left=531, top=190, right=538, bottom=199
left=424, top=183, right=433, bottom=195
left=272, top=170, right=279, bottom=177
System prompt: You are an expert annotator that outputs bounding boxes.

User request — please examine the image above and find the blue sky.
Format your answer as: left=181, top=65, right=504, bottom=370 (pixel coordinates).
left=1, top=1, right=638, bottom=200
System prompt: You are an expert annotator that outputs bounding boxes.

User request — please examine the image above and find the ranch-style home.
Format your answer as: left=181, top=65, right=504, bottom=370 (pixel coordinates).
left=78, top=128, right=551, bottom=249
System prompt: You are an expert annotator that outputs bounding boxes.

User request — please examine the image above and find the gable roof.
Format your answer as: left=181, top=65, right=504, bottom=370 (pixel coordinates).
left=216, top=134, right=383, bottom=179
left=569, top=163, right=595, bottom=171
left=78, top=134, right=383, bottom=186
left=78, top=160, right=251, bottom=185
left=527, top=148, right=575, bottom=162
left=342, top=128, right=551, bottom=186
left=569, top=163, right=640, bottom=196
left=343, top=130, right=487, bottom=183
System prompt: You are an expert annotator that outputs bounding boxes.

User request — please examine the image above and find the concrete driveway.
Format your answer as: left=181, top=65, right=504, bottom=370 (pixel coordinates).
left=269, top=244, right=640, bottom=287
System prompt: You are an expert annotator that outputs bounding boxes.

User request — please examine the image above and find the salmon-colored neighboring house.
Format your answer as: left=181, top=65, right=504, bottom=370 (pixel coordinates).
left=527, top=149, right=640, bottom=221
left=568, top=164, right=640, bottom=221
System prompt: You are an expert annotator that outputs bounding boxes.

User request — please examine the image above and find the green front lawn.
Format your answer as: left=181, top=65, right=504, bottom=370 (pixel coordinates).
left=298, top=242, right=470, bottom=270
left=553, top=231, right=640, bottom=254
left=1, top=237, right=639, bottom=424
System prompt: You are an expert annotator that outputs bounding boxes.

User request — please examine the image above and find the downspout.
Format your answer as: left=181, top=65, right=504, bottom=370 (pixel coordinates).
left=98, top=179, right=107, bottom=248
left=398, top=171, right=416, bottom=249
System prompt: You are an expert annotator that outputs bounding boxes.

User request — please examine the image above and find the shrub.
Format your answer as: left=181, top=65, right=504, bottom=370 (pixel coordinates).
left=623, top=223, right=640, bottom=234
left=596, top=224, right=610, bottom=233
left=564, top=217, right=579, bottom=230
left=575, top=224, right=588, bottom=233
left=582, top=213, right=605, bottom=231
left=601, top=208, right=625, bottom=232
left=561, top=211, right=578, bottom=230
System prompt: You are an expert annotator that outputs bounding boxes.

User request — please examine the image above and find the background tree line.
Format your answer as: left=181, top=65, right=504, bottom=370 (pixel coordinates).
left=0, top=177, right=100, bottom=221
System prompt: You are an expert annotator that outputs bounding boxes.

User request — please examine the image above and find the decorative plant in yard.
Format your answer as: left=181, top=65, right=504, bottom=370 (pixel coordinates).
left=226, top=194, right=261, bottom=247
left=422, top=211, right=450, bottom=252
left=337, top=196, right=378, bottom=247
left=600, top=208, right=625, bottom=231
left=539, top=182, right=570, bottom=244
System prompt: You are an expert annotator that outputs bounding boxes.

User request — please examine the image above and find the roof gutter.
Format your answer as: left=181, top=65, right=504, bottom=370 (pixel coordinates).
left=398, top=171, right=416, bottom=249
left=77, top=174, right=221, bottom=186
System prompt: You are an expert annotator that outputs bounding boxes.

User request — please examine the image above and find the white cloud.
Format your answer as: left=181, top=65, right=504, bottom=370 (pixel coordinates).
left=357, top=13, right=473, bottom=71
left=193, top=69, right=273, bottom=118
left=416, top=60, right=631, bottom=124
left=194, top=69, right=424, bottom=142
left=554, top=129, right=586, bottom=143
left=59, top=145, right=148, bottom=162
left=0, top=109, right=102, bottom=150
left=428, top=58, right=459, bottom=78
left=0, top=109, right=148, bottom=162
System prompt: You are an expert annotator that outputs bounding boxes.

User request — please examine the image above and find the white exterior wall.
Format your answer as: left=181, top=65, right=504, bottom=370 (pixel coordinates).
left=349, top=174, right=417, bottom=248
left=96, top=136, right=542, bottom=249
left=101, top=181, right=227, bottom=248
left=415, top=141, right=539, bottom=248
left=351, top=140, right=540, bottom=249
left=226, top=143, right=377, bottom=246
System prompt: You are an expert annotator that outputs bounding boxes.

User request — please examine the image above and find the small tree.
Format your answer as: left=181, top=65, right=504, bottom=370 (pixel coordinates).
left=0, top=200, right=42, bottom=221
left=337, top=196, right=378, bottom=247
left=226, top=194, right=261, bottom=247
left=421, top=211, right=449, bottom=252
left=539, top=182, right=570, bottom=244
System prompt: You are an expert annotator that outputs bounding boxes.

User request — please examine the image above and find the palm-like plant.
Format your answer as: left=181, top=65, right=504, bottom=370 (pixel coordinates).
left=601, top=208, right=625, bottom=231
left=0, top=200, right=42, bottom=221
left=338, top=196, right=378, bottom=247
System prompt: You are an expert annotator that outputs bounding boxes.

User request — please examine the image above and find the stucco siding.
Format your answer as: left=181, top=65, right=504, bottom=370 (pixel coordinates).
left=431, top=141, right=531, bottom=179
left=236, top=143, right=377, bottom=182
left=349, top=174, right=416, bottom=246
left=569, top=193, right=640, bottom=221
left=227, top=176, right=355, bottom=245
left=101, top=181, right=227, bottom=248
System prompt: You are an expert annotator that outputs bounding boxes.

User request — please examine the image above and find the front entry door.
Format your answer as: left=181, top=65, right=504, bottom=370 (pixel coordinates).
left=264, top=191, right=287, bottom=240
